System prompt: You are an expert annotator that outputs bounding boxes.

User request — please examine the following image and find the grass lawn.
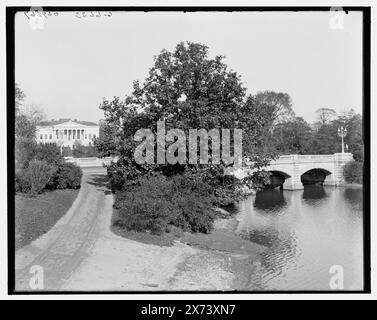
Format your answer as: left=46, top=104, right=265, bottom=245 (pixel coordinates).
left=15, top=189, right=80, bottom=250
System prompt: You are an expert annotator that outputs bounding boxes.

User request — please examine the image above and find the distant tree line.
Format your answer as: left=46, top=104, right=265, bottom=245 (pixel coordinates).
left=270, top=108, right=363, bottom=162
left=270, top=107, right=363, bottom=184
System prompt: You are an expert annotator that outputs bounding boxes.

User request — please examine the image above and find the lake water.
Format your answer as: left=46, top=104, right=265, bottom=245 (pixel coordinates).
left=235, top=186, right=364, bottom=291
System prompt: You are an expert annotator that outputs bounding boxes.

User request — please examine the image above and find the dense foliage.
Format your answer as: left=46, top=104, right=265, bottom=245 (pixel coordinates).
left=343, top=161, right=363, bottom=184
left=113, top=175, right=215, bottom=234
left=16, top=159, right=57, bottom=194
left=15, top=143, right=83, bottom=195
left=270, top=109, right=363, bottom=161
left=52, top=163, right=83, bottom=189
left=15, top=85, right=83, bottom=195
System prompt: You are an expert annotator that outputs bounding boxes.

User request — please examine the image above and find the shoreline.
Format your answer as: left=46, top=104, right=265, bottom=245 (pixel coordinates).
left=176, top=213, right=266, bottom=291
left=337, top=183, right=363, bottom=188
left=112, top=205, right=266, bottom=291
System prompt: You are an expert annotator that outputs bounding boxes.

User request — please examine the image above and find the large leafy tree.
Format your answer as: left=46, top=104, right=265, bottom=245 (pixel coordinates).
left=254, top=91, right=295, bottom=126
left=315, top=107, right=337, bottom=126
left=15, top=84, right=45, bottom=170
left=308, top=123, right=340, bottom=154
left=335, top=109, right=363, bottom=161
left=97, top=42, right=281, bottom=196
left=308, top=109, right=363, bottom=161
left=272, top=117, right=313, bottom=155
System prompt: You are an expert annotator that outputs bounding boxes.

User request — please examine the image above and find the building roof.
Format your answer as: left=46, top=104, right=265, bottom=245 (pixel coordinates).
left=38, top=119, right=98, bottom=127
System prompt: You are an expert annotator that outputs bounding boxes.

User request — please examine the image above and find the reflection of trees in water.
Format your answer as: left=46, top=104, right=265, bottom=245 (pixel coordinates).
left=245, top=228, right=299, bottom=290
left=254, top=189, right=286, bottom=212
left=243, top=185, right=363, bottom=290
left=247, top=189, right=298, bottom=286
left=245, top=227, right=278, bottom=247
left=343, top=187, right=363, bottom=212
left=302, top=185, right=327, bottom=205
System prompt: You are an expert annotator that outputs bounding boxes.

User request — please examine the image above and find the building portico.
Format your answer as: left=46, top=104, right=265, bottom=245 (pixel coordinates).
left=36, top=119, right=100, bottom=148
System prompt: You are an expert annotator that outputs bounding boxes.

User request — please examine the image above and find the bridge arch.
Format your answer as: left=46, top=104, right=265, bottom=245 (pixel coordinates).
left=267, top=170, right=291, bottom=189
left=299, top=166, right=333, bottom=177
left=269, top=170, right=291, bottom=178
left=300, top=168, right=332, bottom=186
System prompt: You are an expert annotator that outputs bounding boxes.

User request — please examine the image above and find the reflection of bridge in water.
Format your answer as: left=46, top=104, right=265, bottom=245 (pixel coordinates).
left=232, top=153, right=354, bottom=190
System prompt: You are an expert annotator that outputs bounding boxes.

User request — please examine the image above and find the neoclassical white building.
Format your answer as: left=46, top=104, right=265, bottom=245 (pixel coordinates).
left=36, top=119, right=100, bottom=148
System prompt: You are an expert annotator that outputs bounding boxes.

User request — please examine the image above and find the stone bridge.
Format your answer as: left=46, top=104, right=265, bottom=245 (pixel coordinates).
left=233, top=153, right=354, bottom=190
left=66, top=154, right=354, bottom=191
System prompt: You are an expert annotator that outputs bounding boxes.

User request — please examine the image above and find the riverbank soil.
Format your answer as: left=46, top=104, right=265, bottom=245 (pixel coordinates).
left=15, top=189, right=80, bottom=249
left=173, top=218, right=266, bottom=290
left=111, top=213, right=266, bottom=290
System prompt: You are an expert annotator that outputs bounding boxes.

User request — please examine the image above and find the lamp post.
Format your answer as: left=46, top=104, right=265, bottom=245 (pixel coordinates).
left=337, top=126, right=347, bottom=153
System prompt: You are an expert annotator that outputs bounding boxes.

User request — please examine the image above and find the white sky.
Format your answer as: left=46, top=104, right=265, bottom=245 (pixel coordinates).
left=15, top=11, right=363, bottom=123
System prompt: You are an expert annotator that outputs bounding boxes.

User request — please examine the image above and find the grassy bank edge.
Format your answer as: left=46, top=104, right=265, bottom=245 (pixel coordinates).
left=15, top=189, right=80, bottom=250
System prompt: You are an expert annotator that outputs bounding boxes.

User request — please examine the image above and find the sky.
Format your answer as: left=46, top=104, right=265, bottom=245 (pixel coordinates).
left=15, top=10, right=363, bottom=123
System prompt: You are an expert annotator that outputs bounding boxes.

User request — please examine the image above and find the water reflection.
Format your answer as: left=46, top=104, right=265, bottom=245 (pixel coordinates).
left=254, top=189, right=286, bottom=213
left=302, top=185, right=327, bottom=200
left=236, top=186, right=363, bottom=291
left=343, top=188, right=363, bottom=212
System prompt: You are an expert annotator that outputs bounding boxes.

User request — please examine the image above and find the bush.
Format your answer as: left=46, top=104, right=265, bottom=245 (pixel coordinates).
left=72, top=145, right=98, bottom=158
left=62, top=146, right=73, bottom=157
left=15, top=139, right=38, bottom=171
left=53, top=163, right=83, bottom=189
left=173, top=193, right=214, bottom=233
left=169, top=175, right=215, bottom=233
left=16, top=159, right=57, bottom=195
left=113, top=176, right=176, bottom=234
left=343, top=161, right=363, bottom=184
left=107, top=165, right=126, bottom=192
left=35, top=143, right=63, bottom=165
left=113, top=175, right=215, bottom=234
left=15, top=170, right=30, bottom=193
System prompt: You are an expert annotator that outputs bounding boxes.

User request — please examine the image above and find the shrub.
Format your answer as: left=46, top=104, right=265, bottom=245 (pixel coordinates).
left=169, top=174, right=215, bottom=233
left=62, top=146, right=73, bottom=157
left=107, top=164, right=126, bottom=192
left=15, top=139, right=38, bottom=171
left=53, top=162, right=83, bottom=189
left=15, top=170, right=30, bottom=193
left=17, top=159, right=57, bottom=195
left=173, top=193, right=214, bottom=233
left=72, top=145, right=98, bottom=158
left=35, top=143, right=63, bottom=165
left=113, top=176, right=176, bottom=234
left=343, top=161, right=363, bottom=184
left=113, top=174, right=215, bottom=234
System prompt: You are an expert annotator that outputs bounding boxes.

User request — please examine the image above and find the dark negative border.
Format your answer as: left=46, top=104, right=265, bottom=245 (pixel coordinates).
left=7, top=6, right=371, bottom=295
